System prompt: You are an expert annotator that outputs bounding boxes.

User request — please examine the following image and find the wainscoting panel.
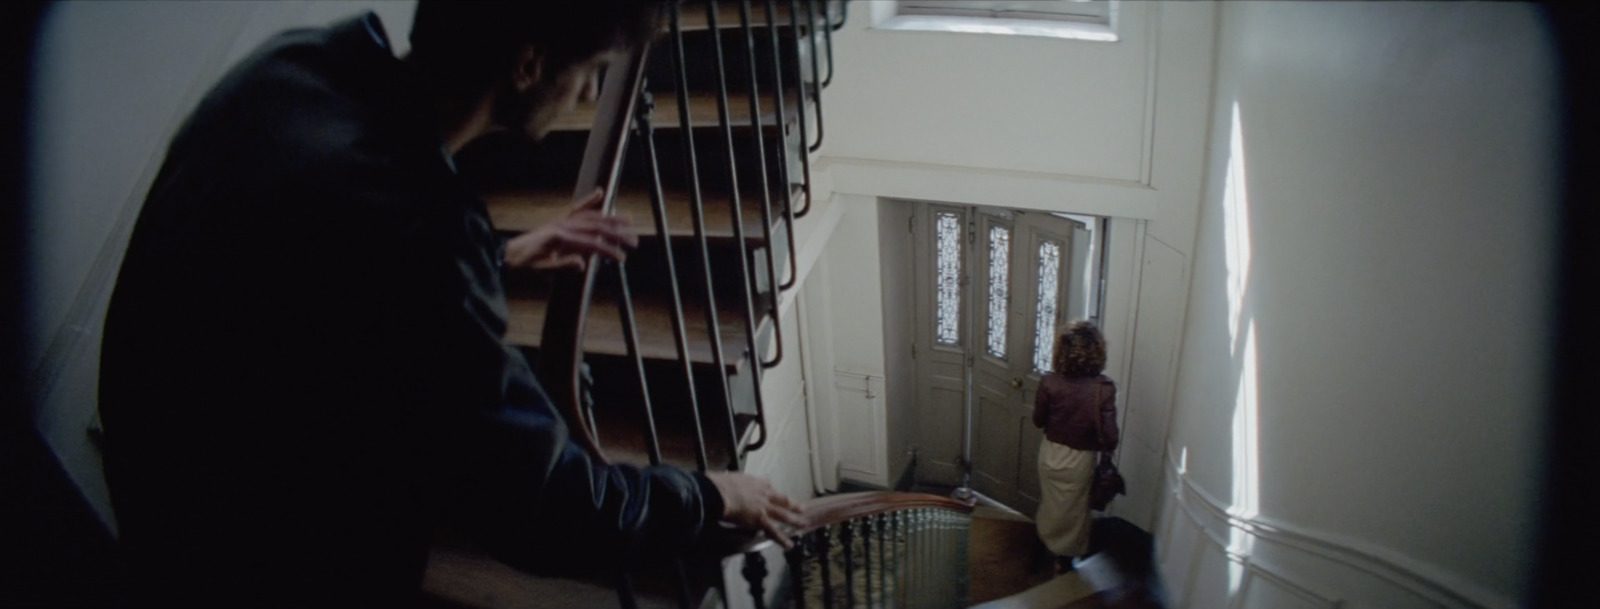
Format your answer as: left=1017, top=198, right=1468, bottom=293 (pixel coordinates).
left=1156, top=451, right=1511, bottom=609
left=1238, top=565, right=1341, bottom=609
left=1157, top=494, right=1203, bottom=605
left=1106, top=430, right=1164, bottom=533
left=833, top=370, right=886, bottom=486
left=1183, top=540, right=1236, bottom=609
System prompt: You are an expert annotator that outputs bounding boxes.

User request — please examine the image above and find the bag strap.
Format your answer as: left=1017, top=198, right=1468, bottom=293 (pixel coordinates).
left=1092, top=381, right=1107, bottom=455
left=1096, top=380, right=1115, bottom=459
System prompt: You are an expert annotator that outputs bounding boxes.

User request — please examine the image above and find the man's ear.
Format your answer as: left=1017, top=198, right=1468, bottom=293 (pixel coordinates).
left=512, top=44, right=544, bottom=93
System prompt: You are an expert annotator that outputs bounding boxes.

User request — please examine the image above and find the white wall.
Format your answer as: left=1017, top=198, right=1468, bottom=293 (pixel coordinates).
left=1158, top=3, right=1557, bottom=608
left=825, top=1, right=1217, bottom=251
left=817, top=1, right=1218, bottom=529
left=25, top=0, right=417, bottom=528
left=877, top=198, right=918, bottom=488
left=822, top=194, right=892, bottom=487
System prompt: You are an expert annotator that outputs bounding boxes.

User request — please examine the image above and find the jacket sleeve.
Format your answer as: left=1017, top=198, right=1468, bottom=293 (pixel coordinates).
left=326, top=155, right=722, bottom=575
left=1099, top=382, right=1120, bottom=452
left=449, top=378, right=723, bottom=575
left=435, top=194, right=720, bottom=575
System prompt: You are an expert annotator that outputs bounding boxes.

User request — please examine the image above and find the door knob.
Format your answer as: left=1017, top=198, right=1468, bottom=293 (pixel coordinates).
left=1011, top=377, right=1023, bottom=389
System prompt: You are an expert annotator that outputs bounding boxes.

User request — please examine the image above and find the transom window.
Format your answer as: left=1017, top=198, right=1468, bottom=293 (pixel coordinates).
left=899, top=0, right=1112, bottom=24
left=885, top=0, right=1118, bottom=42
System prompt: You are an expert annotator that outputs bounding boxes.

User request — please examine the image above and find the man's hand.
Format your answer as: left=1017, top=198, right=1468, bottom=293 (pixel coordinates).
left=704, top=471, right=807, bottom=548
left=503, top=187, right=638, bottom=272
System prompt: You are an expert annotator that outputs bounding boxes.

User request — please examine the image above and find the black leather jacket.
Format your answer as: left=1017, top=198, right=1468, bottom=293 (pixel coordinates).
left=98, top=14, right=718, bottom=608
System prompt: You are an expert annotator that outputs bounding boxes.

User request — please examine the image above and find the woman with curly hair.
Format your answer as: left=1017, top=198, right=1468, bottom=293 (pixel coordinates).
left=1032, top=320, right=1119, bottom=572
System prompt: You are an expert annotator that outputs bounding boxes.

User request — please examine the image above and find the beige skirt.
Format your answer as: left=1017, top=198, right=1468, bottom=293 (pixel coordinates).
left=1036, top=438, right=1095, bottom=557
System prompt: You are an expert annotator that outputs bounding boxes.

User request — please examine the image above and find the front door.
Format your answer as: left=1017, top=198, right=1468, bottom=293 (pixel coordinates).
left=970, top=209, right=1085, bottom=513
left=914, top=204, right=1088, bottom=513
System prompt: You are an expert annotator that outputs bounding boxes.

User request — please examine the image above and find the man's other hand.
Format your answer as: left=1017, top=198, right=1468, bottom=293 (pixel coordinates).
left=704, top=471, right=806, bottom=548
left=503, top=187, right=638, bottom=272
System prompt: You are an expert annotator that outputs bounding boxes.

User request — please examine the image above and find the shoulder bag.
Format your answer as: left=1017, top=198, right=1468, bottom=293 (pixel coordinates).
left=1088, top=383, right=1126, bottom=511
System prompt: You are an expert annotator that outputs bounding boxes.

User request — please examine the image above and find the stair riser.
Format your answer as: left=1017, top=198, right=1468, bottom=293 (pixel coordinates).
left=455, top=126, right=802, bottom=209
left=524, top=347, right=756, bottom=469
left=616, top=228, right=786, bottom=317
left=647, top=19, right=805, bottom=97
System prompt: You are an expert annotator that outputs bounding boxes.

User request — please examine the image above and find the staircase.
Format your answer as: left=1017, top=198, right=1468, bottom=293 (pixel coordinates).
left=426, top=1, right=856, bottom=606
left=448, top=0, right=838, bottom=474
left=416, top=3, right=1150, bottom=608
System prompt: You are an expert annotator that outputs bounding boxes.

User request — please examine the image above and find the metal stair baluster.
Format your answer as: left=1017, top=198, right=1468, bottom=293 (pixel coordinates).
left=804, top=0, right=826, bottom=153
left=764, top=0, right=803, bottom=287
left=743, top=550, right=770, bottom=609
left=610, top=245, right=662, bottom=465
left=841, top=520, right=855, bottom=608
left=737, top=0, right=789, bottom=372
left=787, top=531, right=808, bottom=609
left=642, top=86, right=711, bottom=471
left=864, top=511, right=876, bottom=607
left=819, top=526, right=835, bottom=609
left=821, top=0, right=836, bottom=87
left=708, top=0, right=771, bottom=457
left=671, top=2, right=740, bottom=471
left=786, top=0, right=814, bottom=218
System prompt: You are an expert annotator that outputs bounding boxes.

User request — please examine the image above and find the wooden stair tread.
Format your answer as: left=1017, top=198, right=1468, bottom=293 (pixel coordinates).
left=505, top=281, right=762, bottom=372
left=424, top=540, right=679, bottom=609
left=553, top=90, right=798, bottom=132
left=484, top=185, right=799, bottom=238
left=674, top=2, right=803, bottom=32
left=424, top=535, right=701, bottom=609
left=588, top=401, right=757, bottom=471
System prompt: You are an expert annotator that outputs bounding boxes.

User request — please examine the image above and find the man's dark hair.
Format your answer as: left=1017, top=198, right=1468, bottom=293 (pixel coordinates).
left=409, top=1, right=662, bottom=113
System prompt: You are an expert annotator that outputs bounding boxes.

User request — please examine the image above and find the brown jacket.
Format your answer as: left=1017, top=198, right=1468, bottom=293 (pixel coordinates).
left=1033, top=373, right=1119, bottom=451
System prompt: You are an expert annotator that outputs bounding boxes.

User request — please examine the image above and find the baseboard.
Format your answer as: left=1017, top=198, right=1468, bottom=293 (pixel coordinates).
left=834, top=478, right=881, bottom=493
left=835, top=456, right=917, bottom=495
left=894, top=455, right=916, bottom=491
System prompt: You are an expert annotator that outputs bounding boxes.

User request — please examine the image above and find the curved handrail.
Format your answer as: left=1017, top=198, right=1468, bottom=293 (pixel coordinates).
left=796, top=490, right=977, bottom=537
left=717, top=490, right=979, bottom=609
left=709, top=490, right=978, bottom=556
left=533, top=42, right=654, bottom=465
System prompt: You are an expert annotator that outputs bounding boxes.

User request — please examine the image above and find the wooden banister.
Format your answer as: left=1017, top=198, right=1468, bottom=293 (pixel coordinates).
left=796, top=491, right=978, bottom=538
left=428, top=2, right=857, bottom=607
left=774, top=491, right=978, bottom=609
left=533, top=38, right=653, bottom=466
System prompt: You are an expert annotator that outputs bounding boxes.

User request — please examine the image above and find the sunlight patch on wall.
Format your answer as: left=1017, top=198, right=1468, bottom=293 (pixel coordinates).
left=1223, top=98, right=1262, bottom=597
left=1223, top=102, right=1253, bottom=350
left=1224, top=101, right=1260, bottom=522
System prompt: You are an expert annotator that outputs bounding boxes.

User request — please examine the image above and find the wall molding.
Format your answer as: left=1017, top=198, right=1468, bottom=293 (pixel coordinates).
left=1239, top=563, right=1344, bottom=609
left=1159, top=449, right=1517, bottom=609
left=777, top=192, right=845, bottom=323
left=1137, top=0, right=1161, bottom=187
left=820, top=156, right=1162, bottom=221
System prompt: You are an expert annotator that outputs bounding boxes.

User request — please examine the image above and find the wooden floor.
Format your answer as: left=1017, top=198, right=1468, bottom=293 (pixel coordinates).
left=964, top=504, right=1165, bottom=609
left=425, top=498, right=1162, bottom=609
left=967, top=505, right=1058, bottom=605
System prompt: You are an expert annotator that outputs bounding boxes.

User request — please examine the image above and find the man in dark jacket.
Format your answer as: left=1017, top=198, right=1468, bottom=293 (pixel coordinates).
left=98, top=3, right=801, bottom=607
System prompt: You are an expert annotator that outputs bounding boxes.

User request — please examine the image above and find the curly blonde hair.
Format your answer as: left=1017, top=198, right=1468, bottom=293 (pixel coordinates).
left=1051, top=321, right=1107, bottom=378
